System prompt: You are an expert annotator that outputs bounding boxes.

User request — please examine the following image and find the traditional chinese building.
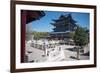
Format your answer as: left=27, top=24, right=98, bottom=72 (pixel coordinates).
left=50, top=14, right=77, bottom=40
left=21, top=10, right=45, bottom=62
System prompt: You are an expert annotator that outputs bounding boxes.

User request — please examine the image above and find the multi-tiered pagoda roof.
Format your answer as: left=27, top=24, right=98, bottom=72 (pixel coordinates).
left=51, top=14, right=77, bottom=32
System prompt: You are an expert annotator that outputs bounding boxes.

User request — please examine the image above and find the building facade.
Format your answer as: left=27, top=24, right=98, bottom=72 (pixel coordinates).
left=21, top=10, right=45, bottom=62
left=50, top=14, right=77, bottom=40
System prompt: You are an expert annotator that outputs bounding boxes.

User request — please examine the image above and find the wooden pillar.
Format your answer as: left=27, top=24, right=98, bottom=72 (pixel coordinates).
left=21, top=10, right=27, bottom=62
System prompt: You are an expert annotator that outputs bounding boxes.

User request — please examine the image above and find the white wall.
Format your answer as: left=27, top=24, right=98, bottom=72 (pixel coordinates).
left=0, top=0, right=100, bottom=73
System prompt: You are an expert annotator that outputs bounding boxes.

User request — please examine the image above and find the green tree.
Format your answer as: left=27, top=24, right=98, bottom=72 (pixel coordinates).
left=32, top=31, right=49, bottom=39
left=67, top=31, right=75, bottom=39
left=73, top=26, right=88, bottom=60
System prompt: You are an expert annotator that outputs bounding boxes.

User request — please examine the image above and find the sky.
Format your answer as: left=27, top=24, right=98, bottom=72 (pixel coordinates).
left=27, top=11, right=90, bottom=32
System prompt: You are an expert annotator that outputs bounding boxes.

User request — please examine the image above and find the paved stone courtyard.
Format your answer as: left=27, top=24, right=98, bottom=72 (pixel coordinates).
left=25, top=40, right=89, bottom=63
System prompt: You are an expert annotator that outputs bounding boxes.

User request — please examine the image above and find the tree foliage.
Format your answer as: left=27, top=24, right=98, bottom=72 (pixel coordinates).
left=73, top=26, right=89, bottom=60
left=73, top=26, right=88, bottom=46
left=67, top=31, right=75, bottom=39
left=32, top=31, right=49, bottom=39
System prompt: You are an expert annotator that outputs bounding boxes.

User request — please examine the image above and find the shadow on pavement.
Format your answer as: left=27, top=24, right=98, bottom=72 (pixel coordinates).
left=65, top=48, right=77, bottom=52
left=70, top=56, right=79, bottom=60
left=80, top=52, right=90, bottom=56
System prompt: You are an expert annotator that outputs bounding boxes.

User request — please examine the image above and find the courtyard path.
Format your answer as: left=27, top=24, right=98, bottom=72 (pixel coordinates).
left=25, top=41, right=89, bottom=62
